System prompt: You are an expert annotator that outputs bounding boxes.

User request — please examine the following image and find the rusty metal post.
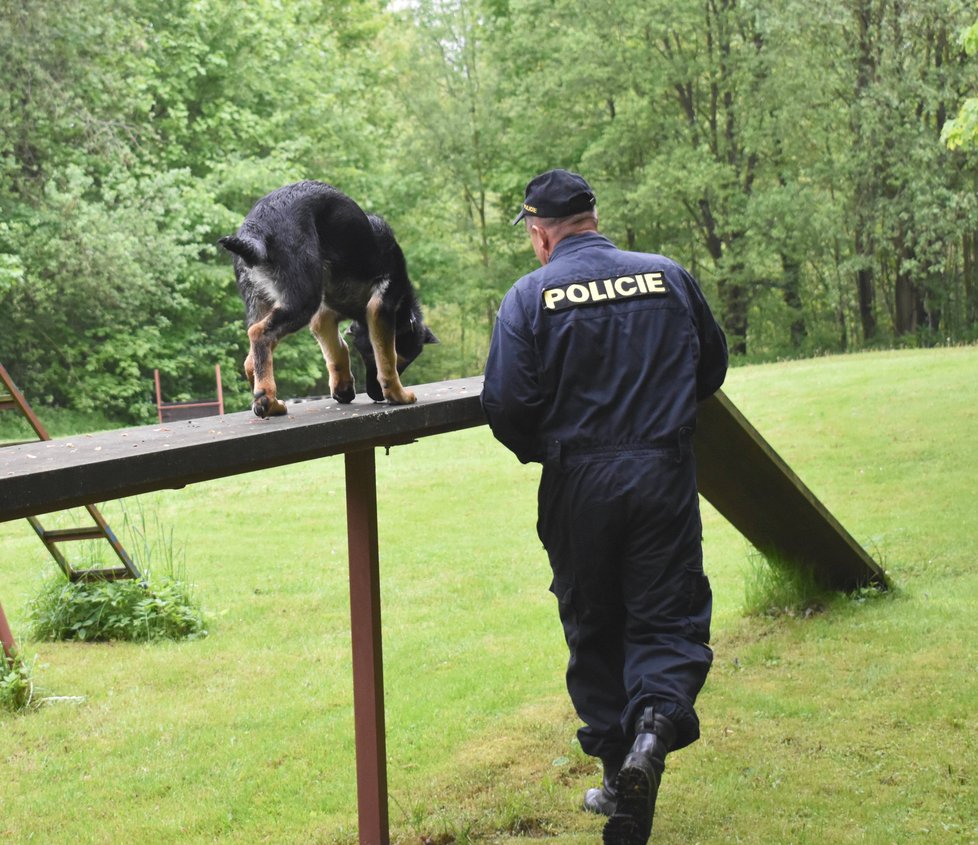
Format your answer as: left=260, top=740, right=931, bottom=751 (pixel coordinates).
left=0, top=601, right=16, bottom=660
left=154, top=369, right=165, bottom=424
left=344, top=448, right=390, bottom=845
left=215, top=364, right=225, bottom=416
left=0, top=362, right=51, bottom=439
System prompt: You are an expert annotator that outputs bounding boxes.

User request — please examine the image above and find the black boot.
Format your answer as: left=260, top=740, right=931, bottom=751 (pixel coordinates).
left=602, top=708, right=677, bottom=845
left=583, top=757, right=621, bottom=817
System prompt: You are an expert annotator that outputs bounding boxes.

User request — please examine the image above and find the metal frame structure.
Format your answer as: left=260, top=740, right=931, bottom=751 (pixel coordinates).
left=154, top=364, right=225, bottom=423
left=0, top=377, right=885, bottom=845
left=0, top=362, right=142, bottom=582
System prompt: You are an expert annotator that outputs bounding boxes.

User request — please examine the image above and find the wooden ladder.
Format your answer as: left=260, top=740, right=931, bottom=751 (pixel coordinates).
left=0, top=362, right=142, bottom=582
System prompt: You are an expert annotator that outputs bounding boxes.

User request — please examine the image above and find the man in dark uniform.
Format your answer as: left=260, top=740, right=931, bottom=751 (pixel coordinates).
left=481, top=169, right=728, bottom=845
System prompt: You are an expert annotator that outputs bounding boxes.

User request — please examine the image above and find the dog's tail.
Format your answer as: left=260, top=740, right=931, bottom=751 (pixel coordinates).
left=218, top=234, right=267, bottom=266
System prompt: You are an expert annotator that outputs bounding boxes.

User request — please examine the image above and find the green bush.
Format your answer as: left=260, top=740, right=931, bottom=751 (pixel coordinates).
left=26, top=498, right=207, bottom=643
left=28, top=573, right=206, bottom=643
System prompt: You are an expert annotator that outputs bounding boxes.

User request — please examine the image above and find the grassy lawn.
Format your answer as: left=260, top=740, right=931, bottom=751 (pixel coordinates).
left=1, top=346, right=976, bottom=844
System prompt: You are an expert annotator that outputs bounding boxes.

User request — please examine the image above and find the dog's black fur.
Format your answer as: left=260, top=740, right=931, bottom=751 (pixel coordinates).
left=219, top=181, right=437, bottom=417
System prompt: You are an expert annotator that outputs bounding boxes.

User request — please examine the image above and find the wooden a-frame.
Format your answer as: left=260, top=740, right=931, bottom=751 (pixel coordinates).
left=0, top=362, right=141, bottom=583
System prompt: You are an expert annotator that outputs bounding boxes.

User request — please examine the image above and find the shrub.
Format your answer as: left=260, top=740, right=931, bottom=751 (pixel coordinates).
left=28, top=574, right=207, bottom=643
left=27, top=501, right=207, bottom=643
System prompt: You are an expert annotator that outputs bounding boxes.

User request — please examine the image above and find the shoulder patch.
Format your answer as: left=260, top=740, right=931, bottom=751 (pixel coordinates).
left=541, top=272, right=668, bottom=312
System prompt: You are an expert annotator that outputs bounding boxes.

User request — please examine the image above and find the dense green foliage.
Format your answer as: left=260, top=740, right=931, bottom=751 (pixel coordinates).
left=25, top=500, right=207, bottom=642
left=28, top=573, right=207, bottom=642
left=2, top=0, right=978, bottom=421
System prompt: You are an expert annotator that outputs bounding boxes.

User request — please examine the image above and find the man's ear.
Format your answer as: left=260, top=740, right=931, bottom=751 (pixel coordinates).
left=529, top=222, right=552, bottom=264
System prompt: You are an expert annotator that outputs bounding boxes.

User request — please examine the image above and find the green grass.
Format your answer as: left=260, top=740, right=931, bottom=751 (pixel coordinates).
left=1, top=346, right=977, bottom=844
left=0, top=404, right=120, bottom=443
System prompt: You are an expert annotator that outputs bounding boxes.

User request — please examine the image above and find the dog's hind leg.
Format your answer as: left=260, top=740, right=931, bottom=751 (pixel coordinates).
left=242, top=295, right=273, bottom=391
left=366, top=294, right=416, bottom=405
left=310, top=305, right=356, bottom=403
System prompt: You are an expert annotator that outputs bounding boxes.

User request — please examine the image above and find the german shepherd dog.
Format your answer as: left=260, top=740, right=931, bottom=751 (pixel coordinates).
left=219, top=181, right=437, bottom=417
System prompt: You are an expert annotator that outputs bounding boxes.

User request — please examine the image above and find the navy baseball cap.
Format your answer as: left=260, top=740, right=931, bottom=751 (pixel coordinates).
left=512, top=169, right=596, bottom=225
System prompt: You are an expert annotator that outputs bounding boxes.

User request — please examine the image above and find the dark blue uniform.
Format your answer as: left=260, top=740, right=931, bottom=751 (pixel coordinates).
left=482, top=231, right=727, bottom=763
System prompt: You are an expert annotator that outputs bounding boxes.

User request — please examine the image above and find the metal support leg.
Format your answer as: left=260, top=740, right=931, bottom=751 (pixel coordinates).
left=344, top=448, right=390, bottom=845
left=0, top=601, right=16, bottom=660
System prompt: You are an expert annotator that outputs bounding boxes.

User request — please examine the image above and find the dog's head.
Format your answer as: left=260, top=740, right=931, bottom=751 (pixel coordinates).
left=347, top=314, right=439, bottom=402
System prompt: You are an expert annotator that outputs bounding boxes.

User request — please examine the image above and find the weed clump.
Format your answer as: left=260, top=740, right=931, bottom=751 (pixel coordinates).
left=742, top=548, right=834, bottom=619
left=27, top=500, right=207, bottom=643
left=1, top=650, right=36, bottom=712
left=28, top=573, right=206, bottom=643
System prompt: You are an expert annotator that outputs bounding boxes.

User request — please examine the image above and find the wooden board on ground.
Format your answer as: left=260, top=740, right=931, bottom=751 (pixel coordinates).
left=695, top=390, right=886, bottom=591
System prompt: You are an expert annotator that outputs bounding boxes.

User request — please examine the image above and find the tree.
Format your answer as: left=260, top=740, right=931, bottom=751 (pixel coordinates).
left=0, top=0, right=396, bottom=418
left=835, top=0, right=978, bottom=342
left=942, top=20, right=978, bottom=150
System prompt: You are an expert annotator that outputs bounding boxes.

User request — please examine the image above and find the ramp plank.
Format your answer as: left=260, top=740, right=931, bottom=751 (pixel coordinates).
left=696, top=390, right=885, bottom=591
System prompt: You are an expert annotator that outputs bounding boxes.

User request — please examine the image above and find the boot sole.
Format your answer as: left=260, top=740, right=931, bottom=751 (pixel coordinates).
left=602, top=765, right=653, bottom=845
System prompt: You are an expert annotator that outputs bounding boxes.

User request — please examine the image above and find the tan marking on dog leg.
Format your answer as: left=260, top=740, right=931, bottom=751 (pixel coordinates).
left=244, top=351, right=255, bottom=388
left=247, top=318, right=288, bottom=417
left=310, top=306, right=355, bottom=402
left=366, top=296, right=416, bottom=405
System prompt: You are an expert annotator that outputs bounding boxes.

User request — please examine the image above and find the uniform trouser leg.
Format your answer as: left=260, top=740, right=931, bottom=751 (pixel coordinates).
left=539, top=458, right=628, bottom=763
left=619, top=454, right=712, bottom=750
left=537, top=449, right=713, bottom=759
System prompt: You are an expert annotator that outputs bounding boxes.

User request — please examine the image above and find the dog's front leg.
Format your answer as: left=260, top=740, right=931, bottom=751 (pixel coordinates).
left=366, top=296, right=416, bottom=405
left=247, top=318, right=288, bottom=417
left=310, top=306, right=356, bottom=403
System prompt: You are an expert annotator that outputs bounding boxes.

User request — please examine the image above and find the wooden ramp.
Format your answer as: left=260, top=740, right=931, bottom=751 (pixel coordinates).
left=696, top=391, right=886, bottom=591
left=0, top=377, right=884, bottom=590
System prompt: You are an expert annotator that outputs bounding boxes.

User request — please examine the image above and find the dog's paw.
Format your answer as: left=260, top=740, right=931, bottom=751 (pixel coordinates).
left=331, top=383, right=356, bottom=404
left=329, top=369, right=356, bottom=404
left=252, top=391, right=288, bottom=418
left=385, top=388, right=417, bottom=405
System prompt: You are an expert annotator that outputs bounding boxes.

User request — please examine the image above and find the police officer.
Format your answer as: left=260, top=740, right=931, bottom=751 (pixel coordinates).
left=481, top=169, right=728, bottom=845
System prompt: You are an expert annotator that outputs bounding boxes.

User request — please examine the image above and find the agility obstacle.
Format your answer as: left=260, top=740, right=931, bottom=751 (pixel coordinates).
left=0, top=376, right=885, bottom=844
left=0, top=362, right=141, bottom=582
left=153, top=364, right=225, bottom=423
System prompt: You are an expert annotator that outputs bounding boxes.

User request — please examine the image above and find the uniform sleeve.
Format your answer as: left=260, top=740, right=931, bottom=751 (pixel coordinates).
left=680, top=268, right=729, bottom=400
left=481, top=290, right=546, bottom=464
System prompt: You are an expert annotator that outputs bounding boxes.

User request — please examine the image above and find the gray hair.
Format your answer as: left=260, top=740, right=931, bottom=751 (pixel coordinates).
left=524, top=208, right=598, bottom=233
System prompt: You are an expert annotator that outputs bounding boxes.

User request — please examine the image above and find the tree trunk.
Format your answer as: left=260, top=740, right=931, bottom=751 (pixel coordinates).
left=718, top=278, right=749, bottom=356
left=894, top=271, right=918, bottom=335
left=851, top=0, right=880, bottom=343
left=965, top=229, right=978, bottom=327
left=781, top=253, right=806, bottom=348
left=855, top=250, right=877, bottom=342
